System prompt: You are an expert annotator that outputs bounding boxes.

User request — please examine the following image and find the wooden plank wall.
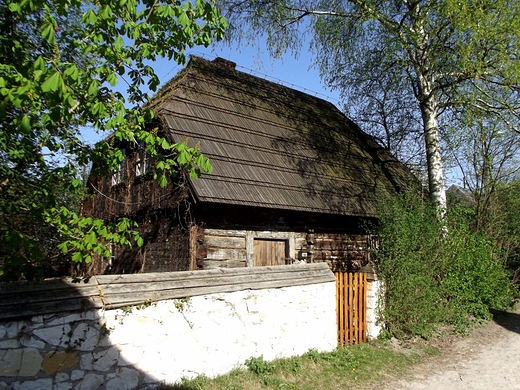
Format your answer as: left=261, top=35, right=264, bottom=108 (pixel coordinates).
left=335, top=272, right=367, bottom=346
left=0, top=263, right=336, bottom=321
left=200, top=229, right=371, bottom=270
left=202, top=229, right=248, bottom=269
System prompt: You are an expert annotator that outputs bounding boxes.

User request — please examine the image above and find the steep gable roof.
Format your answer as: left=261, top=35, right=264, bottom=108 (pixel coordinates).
left=150, top=56, right=417, bottom=218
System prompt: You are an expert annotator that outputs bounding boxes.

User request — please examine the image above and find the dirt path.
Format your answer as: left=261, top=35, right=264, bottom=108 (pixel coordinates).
left=380, top=306, right=520, bottom=389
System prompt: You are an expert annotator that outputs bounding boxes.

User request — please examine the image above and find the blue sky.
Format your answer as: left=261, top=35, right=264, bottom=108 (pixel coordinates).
left=80, top=41, right=341, bottom=145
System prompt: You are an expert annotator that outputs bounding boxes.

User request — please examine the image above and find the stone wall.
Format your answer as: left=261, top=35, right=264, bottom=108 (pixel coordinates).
left=0, top=265, right=337, bottom=389
left=366, top=279, right=383, bottom=339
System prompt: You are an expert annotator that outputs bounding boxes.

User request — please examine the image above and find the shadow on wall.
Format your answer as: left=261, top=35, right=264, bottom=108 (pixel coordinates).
left=0, top=263, right=338, bottom=389
left=0, top=277, right=153, bottom=389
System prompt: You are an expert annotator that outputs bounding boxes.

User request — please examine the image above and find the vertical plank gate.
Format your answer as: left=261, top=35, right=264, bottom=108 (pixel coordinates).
left=335, top=272, right=368, bottom=346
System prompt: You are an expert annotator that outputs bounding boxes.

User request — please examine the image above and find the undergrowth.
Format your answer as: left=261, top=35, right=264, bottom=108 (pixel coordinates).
left=163, top=342, right=426, bottom=390
left=374, top=194, right=514, bottom=338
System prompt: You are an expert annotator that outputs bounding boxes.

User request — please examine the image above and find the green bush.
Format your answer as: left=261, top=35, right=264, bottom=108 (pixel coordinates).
left=374, top=194, right=513, bottom=338
left=244, top=356, right=275, bottom=375
left=484, top=182, right=520, bottom=276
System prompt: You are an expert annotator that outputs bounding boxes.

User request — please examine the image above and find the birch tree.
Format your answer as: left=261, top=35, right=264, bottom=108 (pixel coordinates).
left=220, top=0, right=520, bottom=218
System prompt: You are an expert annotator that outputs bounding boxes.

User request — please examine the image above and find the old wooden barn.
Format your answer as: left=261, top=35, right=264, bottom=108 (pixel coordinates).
left=83, top=56, right=418, bottom=275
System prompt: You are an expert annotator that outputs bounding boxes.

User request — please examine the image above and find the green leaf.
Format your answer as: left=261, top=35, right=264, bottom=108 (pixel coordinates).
left=41, top=22, right=56, bottom=45
left=106, top=72, right=118, bottom=86
left=88, top=80, right=99, bottom=97
left=203, top=159, right=213, bottom=173
left=177, top=150, right=189, bottom=164
left=118, top=219, right=129, bottom=232
left=8, top=2, right=21, bottom=13
left=41, top=71, right=63, bottom=93
left=85, top=231, right=97, bottom=244
left=159, top=175, right=168, bottom=187
left=82, top=8, right=98, bottom=24
left=57, top=242, right=68, bottom=254
left=19, top=114, right=30, bottom=134
left=114, top=36, right=124, bottom=50
left=91, top=102, right=106, bottom=116
left=189, top=168, right=200, bottom=179
left=72, top=252, right=83, bottom=262
left=65, top=93, right=75, bottom=108
left=100, top=5, right=113, bottom=19
left=78, top=217, right=93, bottom=228
left=64, top=64, right=79, bottom=81
left=178, top=11, right=190, bottom=27
left=32, top=56, right=45, bottom=71
left=131, top=25, right=140, bottom=39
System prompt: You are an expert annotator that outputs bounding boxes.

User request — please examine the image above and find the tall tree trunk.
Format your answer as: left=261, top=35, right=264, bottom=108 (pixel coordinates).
left=419, top=76, right=447, bottom=219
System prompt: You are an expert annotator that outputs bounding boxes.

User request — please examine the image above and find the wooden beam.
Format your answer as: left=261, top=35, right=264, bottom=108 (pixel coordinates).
left=0, top=263, right=335, bottom=320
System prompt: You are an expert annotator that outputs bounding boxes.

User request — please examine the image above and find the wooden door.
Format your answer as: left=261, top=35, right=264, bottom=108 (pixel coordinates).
left=253, top=239, right=287, bottom=266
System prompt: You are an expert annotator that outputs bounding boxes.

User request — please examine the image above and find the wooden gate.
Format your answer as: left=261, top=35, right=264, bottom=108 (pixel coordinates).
left=335, top=272, right=367, bottom=346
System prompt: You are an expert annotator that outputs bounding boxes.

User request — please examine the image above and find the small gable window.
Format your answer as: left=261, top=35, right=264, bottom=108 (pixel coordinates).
left=135, top=143, right=150, bottom=177
left=112, top=148, right=126, bottom=186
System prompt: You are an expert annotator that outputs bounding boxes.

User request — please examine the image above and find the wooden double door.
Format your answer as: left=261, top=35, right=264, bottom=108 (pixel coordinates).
left=253, top=238, right=288, bottom=266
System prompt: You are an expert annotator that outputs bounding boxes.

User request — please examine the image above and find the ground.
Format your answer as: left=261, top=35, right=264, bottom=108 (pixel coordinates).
left=378, top=304, right=520, bottom=389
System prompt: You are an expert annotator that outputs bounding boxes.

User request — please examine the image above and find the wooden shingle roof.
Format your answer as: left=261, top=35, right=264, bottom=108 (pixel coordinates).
left=151, top=56, right=417, bottom=218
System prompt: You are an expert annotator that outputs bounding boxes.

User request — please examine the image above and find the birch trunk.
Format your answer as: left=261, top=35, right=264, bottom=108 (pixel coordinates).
left=418, top=75, right=447, bottom=219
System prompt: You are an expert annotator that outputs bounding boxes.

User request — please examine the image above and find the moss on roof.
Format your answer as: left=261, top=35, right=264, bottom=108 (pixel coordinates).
left=151, top=56, right=419, bottom=218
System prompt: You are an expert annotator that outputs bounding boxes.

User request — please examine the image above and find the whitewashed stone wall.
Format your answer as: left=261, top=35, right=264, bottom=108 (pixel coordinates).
left=0, top=282, right=336, bottom=389
left=366, top=279, right=382, bottom=339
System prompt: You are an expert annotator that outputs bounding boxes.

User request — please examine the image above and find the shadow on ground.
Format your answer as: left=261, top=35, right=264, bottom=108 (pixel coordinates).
left=490, top=304, right=520, bottom=335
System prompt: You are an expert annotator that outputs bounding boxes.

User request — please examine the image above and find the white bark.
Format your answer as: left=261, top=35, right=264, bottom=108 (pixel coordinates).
left=418, top=74, right=447, bottom=219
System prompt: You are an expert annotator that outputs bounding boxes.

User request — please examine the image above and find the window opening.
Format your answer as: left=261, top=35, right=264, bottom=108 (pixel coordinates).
left=111, top=148, right=126, bottom=186
left=135, top=143, right=150, bottom=177
left=108, top=243, right=116, bottom=272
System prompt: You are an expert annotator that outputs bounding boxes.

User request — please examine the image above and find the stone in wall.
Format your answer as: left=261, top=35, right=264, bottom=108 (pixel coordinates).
left=0, top=279, right=337, bottom=389
left=33, top=324, right=71, bottom=348
left=42, top=351, right=79, bottom=374
left=0, top=348, right=43, bottom=376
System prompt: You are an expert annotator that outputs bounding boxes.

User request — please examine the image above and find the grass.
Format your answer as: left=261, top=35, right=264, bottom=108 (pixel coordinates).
left=159, top=340, right=439, bottom=390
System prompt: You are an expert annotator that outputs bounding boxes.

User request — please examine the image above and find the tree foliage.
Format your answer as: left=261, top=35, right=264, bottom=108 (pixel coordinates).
left=220, top=0, right=520, bottom=218
left=374, top=194, right=513, bottom=338
left=0, top=0, right=227, bottom=280
left=445, top=115, right=520, bottom=232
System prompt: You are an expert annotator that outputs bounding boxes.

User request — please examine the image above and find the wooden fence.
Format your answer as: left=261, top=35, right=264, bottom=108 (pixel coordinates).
left=335, top=272, right=367, bottom=346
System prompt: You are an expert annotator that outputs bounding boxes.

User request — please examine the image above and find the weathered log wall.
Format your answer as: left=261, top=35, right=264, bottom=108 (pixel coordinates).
left=83, top=160, right=375, bottom=276
left=199, top=228, right=372, bottom=272
left=86, top=214, right=191, bottom=275
left=314, top=233, right=373, bottom=272
left=83, top=141, right=189, bottom=220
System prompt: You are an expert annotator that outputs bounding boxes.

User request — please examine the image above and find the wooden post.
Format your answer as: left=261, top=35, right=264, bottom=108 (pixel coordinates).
left=306, top=229, right=314, bottom=263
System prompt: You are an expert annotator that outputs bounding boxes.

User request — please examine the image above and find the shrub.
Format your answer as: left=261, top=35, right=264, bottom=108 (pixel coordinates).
left=244, top=356, right=275, bottom=375
left=374, top=194, right=513, bottom=338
